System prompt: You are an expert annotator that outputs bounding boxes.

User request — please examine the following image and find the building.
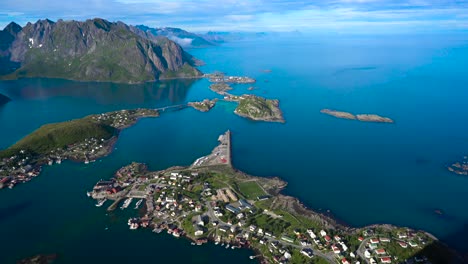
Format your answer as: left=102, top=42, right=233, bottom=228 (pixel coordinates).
left=257, top=195, right=270, bottom=201
left=219, top=225, right=229, bottom=233
left=281, top=235, right=295, bottom=243
left=380, top=237, right=391, bottom=243
left=300, top=248, right=313, bottom=258
left=239, top=199, right=253, bottom=209
left=324, top=235, right=332, bottom=243
left=398, top=241, right=408, bottom=248
left=342, top=258, right=350, bottom=264
left=332, top=245, right=341, bottom=254
left=375, top=249, right=386, bottom=255
left=320, top=230, right=327, bottom=237
left=225, top=188, right=238, bottom=201
left=381, top=257, right=391, bottom=263
left=194, top=225, right=204, bottom=236
left=409, top=241, right=418, bottom=248
left=370, top=238, right=380, bottom=244
left=225, top=204, right=240, bottom=214
left=364, top=250, right=371, bottom=259
left=195, top=215, right=204, bottom=226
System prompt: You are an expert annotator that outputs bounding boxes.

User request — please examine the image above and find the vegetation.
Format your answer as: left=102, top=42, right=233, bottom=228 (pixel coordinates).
left=248, top=213, right=291, bottom=236
left=235, top=95, right=284, bottom=122
left=236, top=181, right=266, bottom=199
left=0, top=117, right=116, bottom=158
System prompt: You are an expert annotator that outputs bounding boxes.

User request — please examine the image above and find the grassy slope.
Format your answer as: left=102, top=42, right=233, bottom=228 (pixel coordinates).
left=236, top=96, right=276, bottom=118
left=0, top=118, right=116, bottom=158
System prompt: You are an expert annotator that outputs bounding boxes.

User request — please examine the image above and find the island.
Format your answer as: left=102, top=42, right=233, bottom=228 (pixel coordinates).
left=0, top=109, right=159, bottom=189
left=87, top=131, right=458, bottom=264
left=321, top=109, right=394, bottom=123
left=0, top=93, right=10, bottom=105
left=226, top=94, right=284, bottom=123
left=205, top=72, right=256, bottom=84
left=188, top=99, right=218, bottom=112
left=447, top=156, right=468, bottom=176
left=209, top=83, right=233, bottom=95
left=17, top=254, right=57, bottom=264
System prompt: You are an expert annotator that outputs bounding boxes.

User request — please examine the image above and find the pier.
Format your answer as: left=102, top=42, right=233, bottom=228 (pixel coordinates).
left=107, top=197, right=123, bottom=211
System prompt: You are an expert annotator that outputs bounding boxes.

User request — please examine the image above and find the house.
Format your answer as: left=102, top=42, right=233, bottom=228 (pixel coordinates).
left=397, top=232, right=407, bottom=239
left=364, top=250, right=371, bottom=259
left=350, top=252, right=356, bottom=258
left=249, top=225, right=257, bottom=232
left=300, top=248, right=313, bottom=258
left=284, top=252, right=292, bottom=259
left=230, top=226, right=237, bottom=233
left=375, top=249, right=386, bottom=255
left=370, top=258, right=377, bottom=264
left=409, top=241, right=418, bottom=248
left=370, top=238, right=380, bottom=244
left=398, top=241, right=408, bottom=248
left=358, top=236, right=364, bottom=242
left=369, top=243, right=378, bottom=250
left=195, top=215, right=204, bottom=226
left=257, top=195, right=270, bottom=201
left=339, top=242, right=348, bottom=252
left=335, top=235, right=342, bottom=241
left=225, top=204, right=240, bottom=214
left=194, top=225, right=204, bottom=236
left=236, top=213, right=244, bottom=219
left=380, top=237, right=391, bottom=243
left=281, top=235, right=295, bottom=243
left=219, top=225, right=229, bottom=232
left=265, top=231, right=273, bottom=237
left=320, top=230, right=327, bottom=237
left=324, top=235, right=332, bottom=243
left=332, top=245, right=341, bottom=254
left=342, top=258, right=350, bottom=264
left=381, top=257, right=392, bottom=264
left=307, top=229, right=317, bottom=239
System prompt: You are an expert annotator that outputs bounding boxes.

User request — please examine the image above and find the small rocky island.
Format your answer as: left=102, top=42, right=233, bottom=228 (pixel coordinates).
left=188, top=99, right=218, bottom=112
left=87, top=131, right=457, bottom=264
left=226, top=94, right=284, bottom=123
left=448, top=156, right=468, bottom=176
left=0, top=93, right=11, bottom=105
left=0, top=109, right=159, bottom=189
left=205, top=72, right=256, bottom=84
left=209, top=83, right=233, bottom=95
left=321, top=109, right=394, bottom=123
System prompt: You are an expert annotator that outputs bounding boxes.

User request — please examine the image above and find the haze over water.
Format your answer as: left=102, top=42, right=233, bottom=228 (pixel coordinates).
left=1, top=34, right=468, bottom=263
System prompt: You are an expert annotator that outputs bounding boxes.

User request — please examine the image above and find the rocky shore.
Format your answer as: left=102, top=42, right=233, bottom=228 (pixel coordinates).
left=321, top=109, right=394, bottom=123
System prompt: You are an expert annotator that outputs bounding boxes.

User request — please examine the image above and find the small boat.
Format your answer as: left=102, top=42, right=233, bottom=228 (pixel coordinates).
left=191, top=242, right=196, bottom=246
left=129, top=223, right=139, bottom=230
left=221, top=243, right=224, bottom=246
left=120, top=198, right=133, bottom=210
left=86, top=191, right=92, bottom=197
left=214, top=241, right=219, bottom=245
left=105, top=227, right=109, bottom=230
left=95, top=199, right=107, bottom=207
left=231, top=245, right=235, bottom=249
left=225, top=244, right=230, bottom=249
left=134, top=199, right=143, bottom=209
left=249, top=256, right=256, bottom=260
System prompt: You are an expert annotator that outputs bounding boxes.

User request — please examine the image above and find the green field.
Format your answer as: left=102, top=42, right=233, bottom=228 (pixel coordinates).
left=237, top=181, right=266, bottom=199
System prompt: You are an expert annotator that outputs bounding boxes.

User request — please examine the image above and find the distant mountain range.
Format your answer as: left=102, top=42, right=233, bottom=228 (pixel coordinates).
left=135, top=25, right=215, bottom=48
left=0, top=19, right=202, bottom=83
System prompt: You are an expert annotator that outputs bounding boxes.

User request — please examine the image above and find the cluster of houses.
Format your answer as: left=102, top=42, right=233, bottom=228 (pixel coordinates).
left=0, top=150, right=42, bottom=189
left=91, top=109, right=157, bottom=130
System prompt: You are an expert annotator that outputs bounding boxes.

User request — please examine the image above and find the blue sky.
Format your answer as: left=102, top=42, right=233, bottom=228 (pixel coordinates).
left=1, top=0, right=468, bottom=33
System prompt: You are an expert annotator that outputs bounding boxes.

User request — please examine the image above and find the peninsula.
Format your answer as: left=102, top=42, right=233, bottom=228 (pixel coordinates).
left=88, top=131, right=457, bottom=264
left=321, top=109, right=394, bottom=123
left=0, top=108, right=159, bottom=189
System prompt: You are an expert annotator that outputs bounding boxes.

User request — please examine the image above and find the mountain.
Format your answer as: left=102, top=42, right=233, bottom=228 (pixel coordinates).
left=135, top=25, right=214, bottom=48
left=0, top=93, right=11, bottom=105
left=0, top=19, right=202, bottom=83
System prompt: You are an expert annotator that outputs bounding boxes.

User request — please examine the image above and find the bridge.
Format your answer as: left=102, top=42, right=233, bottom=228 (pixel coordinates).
left=155, top=104, right=189, bottom=113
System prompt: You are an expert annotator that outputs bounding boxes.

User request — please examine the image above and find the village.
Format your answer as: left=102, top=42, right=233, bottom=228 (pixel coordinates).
left=0, top=108, right=159, bottom=190
left=87, top=131, right=436, bottom=264
left=205, top=72, right=256, bottom=84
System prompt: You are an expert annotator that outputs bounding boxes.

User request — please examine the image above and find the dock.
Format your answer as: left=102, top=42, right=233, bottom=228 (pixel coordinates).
left=107, top=197, right=123, bottom=211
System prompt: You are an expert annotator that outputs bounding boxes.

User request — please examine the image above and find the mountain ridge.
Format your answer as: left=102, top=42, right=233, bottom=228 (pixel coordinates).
left=0, top=18, right=202, bottom=83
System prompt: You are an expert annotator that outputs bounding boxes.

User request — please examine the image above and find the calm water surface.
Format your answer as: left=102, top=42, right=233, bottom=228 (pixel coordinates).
left=1, top=34, right=468, bottom=263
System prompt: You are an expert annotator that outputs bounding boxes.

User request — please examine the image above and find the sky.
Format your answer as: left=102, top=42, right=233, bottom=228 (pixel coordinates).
left=1, top=0, right=468, bottom=33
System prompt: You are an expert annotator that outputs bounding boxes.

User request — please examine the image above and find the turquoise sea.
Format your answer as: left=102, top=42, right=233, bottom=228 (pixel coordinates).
left=1, top=34, right=468, bottom=263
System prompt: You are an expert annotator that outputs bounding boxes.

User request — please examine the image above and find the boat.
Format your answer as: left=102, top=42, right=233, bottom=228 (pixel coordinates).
left=231, top=245, right=236, bottom=249
left=221, top=243, right=224, bottom=246
left=214, top=241, right=219, bottom=245
left=249, top=256, right=256, bottom=260
left=86, top=191, right=92, bottom=197
left=134, top=199, right=143, bottom=209
left=152, top=228, right=162, bottom=233
left=95, top=199, right=107, bottom=207
left=129, top=223, right=139, bottom=230
left=105, top=227, right=109, bottom=230
left=225, top=244, right=230, bottom=249
left=120, top=198, right=133, bottom=210
left=191, top=242, right=196, bottom=246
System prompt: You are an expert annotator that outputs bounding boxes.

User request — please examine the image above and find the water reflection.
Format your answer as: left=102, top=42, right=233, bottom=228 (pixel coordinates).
left=0, top=78, right=198, bottom=105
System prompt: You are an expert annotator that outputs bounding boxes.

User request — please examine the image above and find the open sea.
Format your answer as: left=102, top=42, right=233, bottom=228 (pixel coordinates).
left=1, top=34, right=468, bottom=263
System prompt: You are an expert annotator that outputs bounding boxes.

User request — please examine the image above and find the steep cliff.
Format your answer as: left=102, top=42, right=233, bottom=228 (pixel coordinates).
left=0, top=19, right=202, bottom=83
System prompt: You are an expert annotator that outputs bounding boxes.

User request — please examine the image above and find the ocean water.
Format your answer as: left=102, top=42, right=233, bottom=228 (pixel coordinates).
left=1, top=34, right=468, bottom=263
